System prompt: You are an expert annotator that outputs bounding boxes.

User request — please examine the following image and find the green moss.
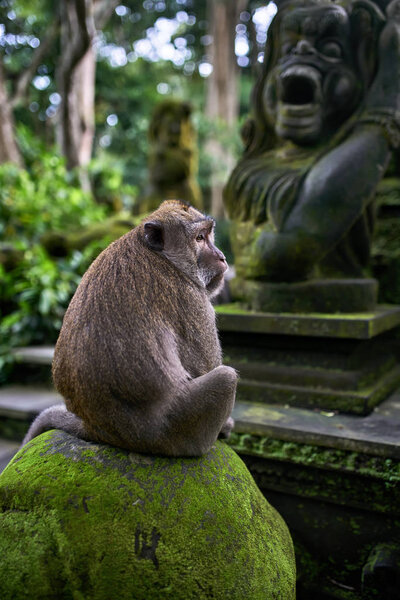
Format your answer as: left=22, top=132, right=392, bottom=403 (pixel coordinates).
left=214, top=303, right=252, bottom=315
left=228, top=433, right=400, bottom=513
left=228, top=432, right=400, bottom=482
left=216, top=303, right=400, bottom=340
left=0, top=431, right=295, bottom=600
left=215, top=302, right=378, bottom=320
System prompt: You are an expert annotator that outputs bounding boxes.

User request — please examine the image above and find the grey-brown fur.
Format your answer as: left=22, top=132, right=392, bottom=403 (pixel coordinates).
left=23, top=200, right=237, bottom=456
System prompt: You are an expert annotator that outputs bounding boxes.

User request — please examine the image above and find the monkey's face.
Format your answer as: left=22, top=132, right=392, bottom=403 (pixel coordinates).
left=263, top=6, right=361, bottom=145
left=143, top=201, right=227, bottom=298
left=193, top=218, right=228, bottom=298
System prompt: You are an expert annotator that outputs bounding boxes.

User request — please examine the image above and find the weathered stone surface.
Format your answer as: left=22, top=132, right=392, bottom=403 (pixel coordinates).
left=229, top=278, right=379, bottom=314
left=0, top=384, right=62, bottom=418
left=217, top=305, right=400, bottom=414
left=224, top=1, right=400, bottom=313
left=230, top=393, right=400, bottom=460
left=373, top=177, right=400, bottom=305
left=216, top=304, right=400, bottom=339
left=0, top=431, right=295, bottom=600
left=0, top=384, right=64, bottom=442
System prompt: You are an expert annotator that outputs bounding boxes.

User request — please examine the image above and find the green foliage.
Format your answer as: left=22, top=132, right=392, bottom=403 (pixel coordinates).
left=0, top=158, right=113, bottom=382
left=88, top=156, right=138, bottom=212
left=0, top=156, right=106, bottom=243
left=195, top=113, right=244, bottom=211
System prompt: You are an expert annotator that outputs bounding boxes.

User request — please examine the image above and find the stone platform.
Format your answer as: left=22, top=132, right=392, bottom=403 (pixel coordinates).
left=215, top=304, right=400, bottom=599
left=229, top=277, right=379, bottom=314
left=226, top=392, right=400, bottom=600
left=216, top=304, right=400, bottom=415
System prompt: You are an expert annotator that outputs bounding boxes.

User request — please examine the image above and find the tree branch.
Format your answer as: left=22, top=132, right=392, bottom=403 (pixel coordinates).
left=11, top=20, right=60, bottom=108
left=62, top=0, right=95, bottom=78
left=94, top=0, right=119, bottom=30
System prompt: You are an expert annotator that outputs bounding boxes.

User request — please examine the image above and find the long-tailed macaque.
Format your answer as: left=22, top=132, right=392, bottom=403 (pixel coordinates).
left=23, top=201, right=237, bottom=456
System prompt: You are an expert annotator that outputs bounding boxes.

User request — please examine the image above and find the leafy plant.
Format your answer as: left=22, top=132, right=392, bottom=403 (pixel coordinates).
left=0, top=156, right=107, bottom=243
left=0, top=157, right=114, bottom=382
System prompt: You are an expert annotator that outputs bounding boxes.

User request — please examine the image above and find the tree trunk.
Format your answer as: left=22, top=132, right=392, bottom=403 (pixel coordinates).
left=0, top=61, right=22, bottom=166
left=56, top=0, right=118, bottom=184
left=57, top=0, right=94, bottom=173
left=74, top=44, right=96, bottom=167
left=205, top=0, right=247, bottom=218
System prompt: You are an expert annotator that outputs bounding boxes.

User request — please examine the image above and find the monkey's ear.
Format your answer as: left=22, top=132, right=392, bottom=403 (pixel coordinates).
left=144, top=221, right=164, bottom=251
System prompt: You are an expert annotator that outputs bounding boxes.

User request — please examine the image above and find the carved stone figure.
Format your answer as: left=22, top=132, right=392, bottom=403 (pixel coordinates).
left=224, top=0, right=400, bottom=312
left=136, top=99, right=202, bottom=214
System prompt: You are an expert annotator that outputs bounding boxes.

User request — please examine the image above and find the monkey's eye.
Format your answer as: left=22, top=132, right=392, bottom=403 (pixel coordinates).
left=196, top=233, right=205, bottom=242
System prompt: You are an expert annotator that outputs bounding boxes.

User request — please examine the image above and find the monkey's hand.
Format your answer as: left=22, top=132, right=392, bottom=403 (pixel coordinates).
left=218, top=416, right=235, bottom=440
left=365, top=3, right=400, bottom=112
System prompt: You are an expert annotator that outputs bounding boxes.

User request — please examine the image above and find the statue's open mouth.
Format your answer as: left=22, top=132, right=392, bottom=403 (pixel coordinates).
left=278, top=66, right=322, bottom=123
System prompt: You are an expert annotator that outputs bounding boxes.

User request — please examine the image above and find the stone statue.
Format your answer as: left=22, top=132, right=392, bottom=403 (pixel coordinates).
left=224, top=0, right=400, bottom=312
left=136, top=99, right=202, bottom=214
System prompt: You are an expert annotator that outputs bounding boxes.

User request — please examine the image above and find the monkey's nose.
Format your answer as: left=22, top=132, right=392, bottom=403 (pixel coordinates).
left=217, top=249, right=226, bottom=262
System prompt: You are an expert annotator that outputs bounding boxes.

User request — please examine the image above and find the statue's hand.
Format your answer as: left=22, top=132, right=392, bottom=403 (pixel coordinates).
left=366, top=2, right=400, bottom=111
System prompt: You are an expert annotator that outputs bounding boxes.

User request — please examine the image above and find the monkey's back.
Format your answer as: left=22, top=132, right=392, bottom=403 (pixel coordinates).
left=52, top=226, right=221, bottom=432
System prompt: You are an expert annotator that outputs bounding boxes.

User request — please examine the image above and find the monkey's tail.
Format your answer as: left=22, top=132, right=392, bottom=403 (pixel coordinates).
left=21, top=404, right=90, bottom=448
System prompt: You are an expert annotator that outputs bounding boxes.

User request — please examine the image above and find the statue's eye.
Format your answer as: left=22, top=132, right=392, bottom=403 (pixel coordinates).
left=320, top=41, right=342, bottom=59
left=196, top=233, right=205, bottom=242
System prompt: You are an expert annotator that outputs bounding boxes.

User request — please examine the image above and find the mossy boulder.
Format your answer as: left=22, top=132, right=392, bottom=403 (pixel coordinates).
left=0, top=431, right=295, bottom=600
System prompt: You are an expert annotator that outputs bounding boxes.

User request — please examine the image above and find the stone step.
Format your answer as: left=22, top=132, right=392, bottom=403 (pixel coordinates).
left=0, top=384, right=63, bottom=442
left=232, top=390, right=400, bottom=460
left=9, top=346, right=54, bottom=385
left=216, top=304, right=400, bottom=339
left=236, top=364, right=400, bottom=415
left=12, top=346, right=54, bottom=364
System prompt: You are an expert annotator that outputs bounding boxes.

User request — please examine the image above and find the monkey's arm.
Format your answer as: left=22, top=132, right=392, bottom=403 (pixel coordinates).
left=161, top=365, right=237, bottom=457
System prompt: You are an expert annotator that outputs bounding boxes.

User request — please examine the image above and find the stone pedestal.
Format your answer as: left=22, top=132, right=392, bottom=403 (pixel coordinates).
left=230, top=278, right=379, bottom=314
left=216, top=304, right=400, bottom=599
left=217, top=304, right=400, bottom=416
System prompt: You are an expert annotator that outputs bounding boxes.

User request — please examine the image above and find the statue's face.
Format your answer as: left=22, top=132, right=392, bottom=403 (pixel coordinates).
left=263, top=6, right=361, bottom=145
left=149, top=110, right=195, bottom=183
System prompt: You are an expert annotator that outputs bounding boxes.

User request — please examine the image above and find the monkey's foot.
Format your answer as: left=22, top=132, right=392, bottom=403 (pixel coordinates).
left=218, top=416, right=234, bottom=439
